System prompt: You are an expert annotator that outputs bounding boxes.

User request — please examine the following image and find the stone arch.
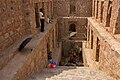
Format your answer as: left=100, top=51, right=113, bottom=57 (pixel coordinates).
left=69, top=23, right=76, bottom=32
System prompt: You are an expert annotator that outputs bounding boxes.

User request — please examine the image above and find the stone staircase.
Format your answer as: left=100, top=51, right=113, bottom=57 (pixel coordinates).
left=28, top=66, right=115, bottom=80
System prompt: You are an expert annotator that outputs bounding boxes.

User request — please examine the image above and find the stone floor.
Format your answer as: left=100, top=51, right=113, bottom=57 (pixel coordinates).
left=28, top=66, right=115, bottom=80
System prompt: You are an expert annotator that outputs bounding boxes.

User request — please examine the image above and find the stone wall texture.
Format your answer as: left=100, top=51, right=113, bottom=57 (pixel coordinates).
left=13, top=21, right=58, bottom=80
left=0, top=0, right=29, bottom=53
left=53, top=0, right=92, bottom=17
left=58, top=17, right=87, bottom=41
left=109, top=0, right=120, bottom=34
left=0, top=0, right=120, bottom=80
left=0, top=0, right=54, bottom=55
left=87, top=18, right=120, bottom=79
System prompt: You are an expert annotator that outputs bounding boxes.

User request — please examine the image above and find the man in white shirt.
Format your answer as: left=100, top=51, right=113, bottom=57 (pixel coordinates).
left=39, top=9, right=45, bottom=32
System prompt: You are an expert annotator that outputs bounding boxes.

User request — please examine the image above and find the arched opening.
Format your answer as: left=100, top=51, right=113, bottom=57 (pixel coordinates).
left=91, top=30, right=93, bottom=49
left=106, top=6, right=112, bottom=27
left=69, top=23, right=76, bottom=32
left=70, top=4, right=76, bottom=14
left=101, top=1, right=104, bottom=22
left=106, top=1, right=112, bottom=27
left=93, top=1, right=95, bottom=16
left=96, top=1, right=99, bottom=19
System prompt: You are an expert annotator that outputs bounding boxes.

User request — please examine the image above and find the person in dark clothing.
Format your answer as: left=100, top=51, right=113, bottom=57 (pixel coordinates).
left=39, top=9, right=45, bottom=32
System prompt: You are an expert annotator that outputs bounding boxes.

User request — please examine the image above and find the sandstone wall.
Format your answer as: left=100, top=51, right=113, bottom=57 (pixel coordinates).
left=93, top=0, right=120, bottom=34
left=53, top=0, right=92, bottom=17
left=58, top=17, right=87, bottom=41
left=99, top=41, right=120, bottom=80
left=109, top=0, right=120, bottom=34
left=87, top=18, right=120, bottom=79
left=0, top=0, right=29, bottom=53
left=14, top=24, right=58, bottom=80
left=0, top=0, right=54, bottom=55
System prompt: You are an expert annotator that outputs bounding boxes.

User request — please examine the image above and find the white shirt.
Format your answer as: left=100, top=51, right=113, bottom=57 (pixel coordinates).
left=39, top=12, right=44, bottom=19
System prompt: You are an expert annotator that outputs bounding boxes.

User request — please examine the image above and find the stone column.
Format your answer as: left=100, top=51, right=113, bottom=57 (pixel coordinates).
left=98, top=0, right=102, bottom=22
left=102, top=0, right=109, bottom=27
left=95, top=0, right=98, bottom=19
left=92, top=0, right=95, bottom=17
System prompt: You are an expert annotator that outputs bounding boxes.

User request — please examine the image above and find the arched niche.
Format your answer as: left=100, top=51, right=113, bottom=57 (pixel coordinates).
left=69, top=23, right=76, bottom=32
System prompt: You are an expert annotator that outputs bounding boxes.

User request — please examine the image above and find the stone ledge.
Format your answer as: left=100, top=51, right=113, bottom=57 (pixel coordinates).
left=88, top=18, right=120, bottom=55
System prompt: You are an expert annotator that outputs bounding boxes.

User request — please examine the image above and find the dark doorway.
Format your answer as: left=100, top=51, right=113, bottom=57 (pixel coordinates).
left=106, top=1, right=112, bottom=27
left=91, top=30, right=93, bottom=49
left=69, top=23, right=76, bottom=32
left=106, top=6, right=112, bottom=27
left=96, top=38, right=100, bottom=62
left=101, top=1, right=104, bottom=22
left=70, top=4, right=76, bottom=14
left=96, top=1, right=99, bottom=19
left=34, top=3, right=40, bottom=28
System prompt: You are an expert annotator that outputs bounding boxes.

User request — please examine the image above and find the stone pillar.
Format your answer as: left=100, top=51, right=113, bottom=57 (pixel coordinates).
left=102, top=0, right=109, bottom=27
left=95, top=0, right=98, bottom=19
left=98, top=0, right=102, bottom=22
left=92, top=0, right=95, bottom=17
left=87, top=23, right=90, bottom=48
left=43, top=2, right=48, bottom=28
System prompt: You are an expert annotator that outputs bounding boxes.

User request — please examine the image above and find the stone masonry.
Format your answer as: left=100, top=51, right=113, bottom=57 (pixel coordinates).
left=53, top=0, right=92, bottom=17
left=0, top=0, right=120, bottom=80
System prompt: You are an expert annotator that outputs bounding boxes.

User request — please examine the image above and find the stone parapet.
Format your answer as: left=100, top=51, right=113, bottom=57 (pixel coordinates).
left=87, top=17, right=120, bottom=79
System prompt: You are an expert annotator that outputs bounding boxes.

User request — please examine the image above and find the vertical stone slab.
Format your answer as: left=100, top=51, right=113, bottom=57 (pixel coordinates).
left=92, top=0, right=96, bottom=17
left=102, top=0, right=109, bottom=27
left=95, top=0, right=98, bottom=19
left=98, top=0, right=102, bottom=22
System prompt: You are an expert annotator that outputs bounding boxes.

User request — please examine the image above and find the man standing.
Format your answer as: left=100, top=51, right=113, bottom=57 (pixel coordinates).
left=39, top=9, right=45, bottom=32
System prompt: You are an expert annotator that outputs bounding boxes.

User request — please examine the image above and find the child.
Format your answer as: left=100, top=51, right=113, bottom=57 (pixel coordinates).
left=48, top=51, right=52, bottom=61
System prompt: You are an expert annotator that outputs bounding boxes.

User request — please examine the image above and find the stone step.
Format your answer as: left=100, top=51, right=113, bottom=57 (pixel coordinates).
left=28, top=66, right=115, bottom=80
